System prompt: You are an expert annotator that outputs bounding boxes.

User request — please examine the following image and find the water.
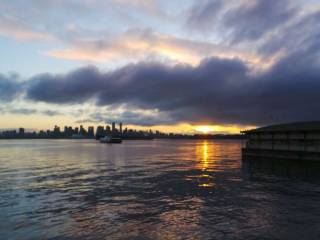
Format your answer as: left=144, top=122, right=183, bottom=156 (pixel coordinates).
left=0, top=139, right=319, bottom=240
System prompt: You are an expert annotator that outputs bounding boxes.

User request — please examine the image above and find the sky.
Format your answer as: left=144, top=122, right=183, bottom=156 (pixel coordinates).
left=0, top=0, right=320, bottom=133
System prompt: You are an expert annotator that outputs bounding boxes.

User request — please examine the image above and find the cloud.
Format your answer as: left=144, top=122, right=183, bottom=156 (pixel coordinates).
left=81, top=108, right=174, bottom=126
left=0, top=73, right=22, bottom=102
left=46, top=28, right=260, bottom=66
left=41, top=110, right=62, bottom=116
left=259, top=10, right=320, bottom=56
left=26, top=67, right=105, bottom=104
left=186, top=0, right=223, bottom=31
left=0, top=6, right=56, bottom=42
left=0, top=0, right=165, bottom=43
left=24, top=36, right=320, bottom=126
left=45, top=28, right=212, bottom=64
left=8, top=108, right=37, bottom=115
left=0, top=25, right=54, bottom=42
left=1, top=0, right=320, bottom=127
left=0, top=107, right=62, bottom=116
left=0, top=0, right=303, bottom=69
left=223, top=0, right=297, bottom=43
left=185, top=0, right=298, bottom=44
left=111, top=0, right=159, bottom=13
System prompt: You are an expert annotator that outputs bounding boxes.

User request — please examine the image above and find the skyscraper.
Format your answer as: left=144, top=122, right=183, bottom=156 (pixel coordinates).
left=79, top=125, right=86, bottom=136
left=106, top=125, right=111, bottom=135
left=53, top=125, right=60, bottom=137
left=18, top=128, right=25, bottom=137
left=96, top=126, right=105, bottom=139
left=119, top=122, right=123, bottom=134
left=112, top=122, right=116, bottom=134
left=88, top=126, right=94, bottom=138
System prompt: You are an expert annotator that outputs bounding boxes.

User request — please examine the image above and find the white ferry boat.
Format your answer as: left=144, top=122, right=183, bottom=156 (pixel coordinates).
left=100, top=135, right=122, bottom=144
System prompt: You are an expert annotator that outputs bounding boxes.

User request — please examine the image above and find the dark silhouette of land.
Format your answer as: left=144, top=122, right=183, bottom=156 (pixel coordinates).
left=0, top=122, right=245, bottom=140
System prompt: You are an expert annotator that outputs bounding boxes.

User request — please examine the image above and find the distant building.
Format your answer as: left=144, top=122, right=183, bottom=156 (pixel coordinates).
left=53, top=125, right=61, bottom=137
left=88, top=126, right=94, bottom=138
left=64, top=126, right=73, bottom=137
left=18, top=128, right=25, bottom=137
left=119, top=122, right=123, bottom=134
left=39, top=130, right=46, bottom=138
left=112, top=122, right=116, bottom=134
left=64, top=126, right=68, bottom=135
left=242, top=121, right=320, bottom=162
left=68, top=126, right=73, bottom=136
left=106, top=125, right=111, bottom=135
left=2, top=130, right=17, bottom=138
left=79, top=125, right=86, bottom=136
left=96, top=126, right=105, bottom=139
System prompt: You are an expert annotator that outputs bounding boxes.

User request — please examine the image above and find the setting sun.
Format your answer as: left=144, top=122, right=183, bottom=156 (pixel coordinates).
left=195, top=126, right=215, bottom=134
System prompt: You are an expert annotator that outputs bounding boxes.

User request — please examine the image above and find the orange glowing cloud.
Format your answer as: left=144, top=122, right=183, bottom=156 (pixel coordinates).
left=46, top=29, right=266, bottom=67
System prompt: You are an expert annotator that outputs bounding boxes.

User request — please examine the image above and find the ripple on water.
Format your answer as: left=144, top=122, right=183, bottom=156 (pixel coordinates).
left=0, top=139, right=319, bottom=240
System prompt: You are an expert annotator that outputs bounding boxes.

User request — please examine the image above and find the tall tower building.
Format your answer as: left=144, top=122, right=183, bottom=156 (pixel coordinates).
left=106, top=125, right=111, bottom=135
left=96, top=126, right=104, bottom=139
left=53, top=125, right=60, bottom=137
left=112, top=122, right=116, bottom=134
left=88, top=126, right=94, bottom=138
left=19, top=128, right=25, bottom=137
left=64, top=126, right=68, bottom=136
left=79, top=125, right=86, bottom=136
left=119, top=122, right=123, bottom=134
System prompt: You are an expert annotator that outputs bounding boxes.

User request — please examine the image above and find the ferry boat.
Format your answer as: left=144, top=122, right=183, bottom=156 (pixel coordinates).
left=100, top=135, right=122, bottom=144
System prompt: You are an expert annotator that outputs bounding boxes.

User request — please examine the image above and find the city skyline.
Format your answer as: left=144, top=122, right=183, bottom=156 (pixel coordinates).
left=1, top=0, right=320, bottom=133
left=0, top=122, right=245, bottom=135
left=0, top=122, right=245, bottom=139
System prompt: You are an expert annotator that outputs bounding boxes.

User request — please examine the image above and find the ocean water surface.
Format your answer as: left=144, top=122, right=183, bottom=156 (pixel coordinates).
left=0, top=139, right=319, bottom=240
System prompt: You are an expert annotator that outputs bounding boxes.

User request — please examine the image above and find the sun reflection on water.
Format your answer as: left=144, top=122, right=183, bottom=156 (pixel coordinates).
left=202, top=142, right=209, bottom=170
left=199, top=141, right=215, bottom=187
left=182, top=140, right=242, bottom=188
left=190, top=141, right=216, bottom=188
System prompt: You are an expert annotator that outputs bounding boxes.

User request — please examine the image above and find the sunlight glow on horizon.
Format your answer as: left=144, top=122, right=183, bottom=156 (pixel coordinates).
left=0, top=116, right=255, bottom=134
left=195, top=126, right=216, bottom=134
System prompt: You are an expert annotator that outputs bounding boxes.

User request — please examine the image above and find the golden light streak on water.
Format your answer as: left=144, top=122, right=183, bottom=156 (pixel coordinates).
left=202, top=141, right=209, bottom=170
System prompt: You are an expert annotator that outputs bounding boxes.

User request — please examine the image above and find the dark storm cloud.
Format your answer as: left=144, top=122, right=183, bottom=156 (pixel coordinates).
left=25, top=58, right=249, bottom=113
left=26, top=67, right=106, bottom=104
left=24, top=35, right=320, bottom=126
left=223, top=0, right=297, bottom=43
left=95, top=58, right=248, bottom=111
left=0, top=73, right=22, bottom=102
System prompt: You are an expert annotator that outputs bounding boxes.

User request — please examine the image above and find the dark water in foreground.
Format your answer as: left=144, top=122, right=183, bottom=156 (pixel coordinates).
left=0, top=139, right=320, bottom=240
